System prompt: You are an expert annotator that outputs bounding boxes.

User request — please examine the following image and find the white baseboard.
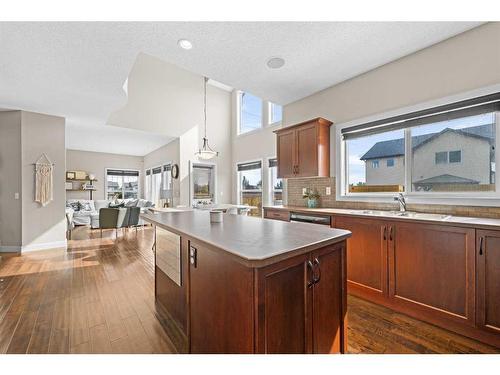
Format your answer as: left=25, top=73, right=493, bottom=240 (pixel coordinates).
left=21, top=240, right=68, bottom=253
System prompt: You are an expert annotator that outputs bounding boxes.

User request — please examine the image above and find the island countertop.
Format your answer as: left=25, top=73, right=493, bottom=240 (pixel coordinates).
left=141, top=210, right=351, bottom=266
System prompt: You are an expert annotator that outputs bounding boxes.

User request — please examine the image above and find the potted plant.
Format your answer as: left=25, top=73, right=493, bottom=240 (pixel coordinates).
left=303, top=188, right=320, bottom=208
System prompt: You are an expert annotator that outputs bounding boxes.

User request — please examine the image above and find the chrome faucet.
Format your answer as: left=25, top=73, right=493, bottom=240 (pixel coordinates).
left=394, top=193, right=407, bottom=212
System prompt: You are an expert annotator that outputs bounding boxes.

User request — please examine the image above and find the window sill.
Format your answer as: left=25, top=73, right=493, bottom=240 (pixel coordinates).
left=337, top=193, right=500, bottom=207
left=236, top=122, right=282, bottom=139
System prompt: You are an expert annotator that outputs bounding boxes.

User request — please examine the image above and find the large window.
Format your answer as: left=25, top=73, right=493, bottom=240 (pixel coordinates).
left=268, top=158, right=283, bottom=205
left=145, top=164, right=173, bottom=207
left=106, top=169, right=139, bottom=200
left=237, top=161, right=262, bottom=216
left=270, top=102, right=283, bottom=125
left=191, top=163, right=216, bottom=204
left=411, top=113, right=495, bottom=192
left=346, top=129, right=405, bottom=193
left=238, top=91, right=283, bottom=135
left=341, top=92, right=499, bottom=199
left=239, top=92, right=263, bottom=134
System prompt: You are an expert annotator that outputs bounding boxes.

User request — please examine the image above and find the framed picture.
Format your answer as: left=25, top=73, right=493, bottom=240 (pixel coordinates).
left=66, top=171, right=76, bottom=180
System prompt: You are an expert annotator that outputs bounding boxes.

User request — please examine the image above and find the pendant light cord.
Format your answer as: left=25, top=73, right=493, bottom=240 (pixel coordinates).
left=204, top=76, right=208, bottom=139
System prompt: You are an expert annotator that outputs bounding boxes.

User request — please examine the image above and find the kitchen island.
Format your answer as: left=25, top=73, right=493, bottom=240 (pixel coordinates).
left=141, top=210, right=351, bottom=354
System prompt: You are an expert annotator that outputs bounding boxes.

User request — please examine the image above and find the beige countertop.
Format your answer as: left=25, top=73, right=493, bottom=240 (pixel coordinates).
left=141, top=210, right=351, bottom=266
left=264, top=205, right=500, bottom=230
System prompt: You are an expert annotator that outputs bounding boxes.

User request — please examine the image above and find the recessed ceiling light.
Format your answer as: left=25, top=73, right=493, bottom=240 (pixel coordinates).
left=177, top=39, right=193, bottom=50
left=267, top=57, right=285, bottom=69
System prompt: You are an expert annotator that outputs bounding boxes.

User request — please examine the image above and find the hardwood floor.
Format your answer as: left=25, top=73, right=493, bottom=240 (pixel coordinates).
left=0, top=226, right=498, bottom=354
left=0, top=226, right=176, bottom=354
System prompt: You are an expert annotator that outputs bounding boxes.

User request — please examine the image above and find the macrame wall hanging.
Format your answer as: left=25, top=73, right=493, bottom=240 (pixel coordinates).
left=34, top=153, right=54, bottom=207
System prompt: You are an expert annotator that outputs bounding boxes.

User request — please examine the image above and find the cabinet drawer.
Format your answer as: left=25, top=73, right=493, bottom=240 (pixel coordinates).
left=264, top=209, right=290, bottom=221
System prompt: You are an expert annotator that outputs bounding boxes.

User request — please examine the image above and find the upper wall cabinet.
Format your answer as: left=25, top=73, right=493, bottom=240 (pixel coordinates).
left=274, top=118, right=333, bottom=178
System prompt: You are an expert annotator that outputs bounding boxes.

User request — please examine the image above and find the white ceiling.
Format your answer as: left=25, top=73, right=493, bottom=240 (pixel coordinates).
left=0, top=22, right=483, bottom=154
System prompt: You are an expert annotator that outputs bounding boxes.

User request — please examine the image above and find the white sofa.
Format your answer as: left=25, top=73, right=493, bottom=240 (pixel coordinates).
left=66, top=198, right=155, bottom=228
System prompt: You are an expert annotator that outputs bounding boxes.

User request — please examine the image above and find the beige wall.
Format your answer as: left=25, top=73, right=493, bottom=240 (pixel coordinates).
left=1, top=110, right=66, bottom=251
left=21, top=111, right=66, bottom=250
left=66, top=149, right=144, bottom=200
left=284, top=23, right=500, bottom=127
left=0, top=111, right=22, bottom=249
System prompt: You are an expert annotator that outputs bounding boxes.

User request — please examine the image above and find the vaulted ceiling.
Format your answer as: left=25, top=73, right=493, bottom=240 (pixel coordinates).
left=0, top=22, right=483, bottom=153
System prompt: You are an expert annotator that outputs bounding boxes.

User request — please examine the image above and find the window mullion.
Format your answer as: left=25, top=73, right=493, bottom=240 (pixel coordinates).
left=404, top=128, right=412, bottom=194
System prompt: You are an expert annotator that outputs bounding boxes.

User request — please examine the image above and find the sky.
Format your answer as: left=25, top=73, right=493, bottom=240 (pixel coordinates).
left=347, top=112, right=495, bottom=185
left=240, top=91, right=282, bottom=134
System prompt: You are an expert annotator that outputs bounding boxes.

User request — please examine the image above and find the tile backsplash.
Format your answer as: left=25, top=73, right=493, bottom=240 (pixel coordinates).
left=286, top=177, right=500, bottom=219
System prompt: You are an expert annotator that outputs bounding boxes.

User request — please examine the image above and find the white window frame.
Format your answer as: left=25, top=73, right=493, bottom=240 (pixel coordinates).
left=104, top=167, right=141, bottom=200
left=267, top=157, right=283, bottom=206
left=268, top=102, right=283, bottom=127
left=336, top=85, right=500, bottom=207
left=236, top=158, right=264, bottom=206
left=236, top=90, right=282, bottom=137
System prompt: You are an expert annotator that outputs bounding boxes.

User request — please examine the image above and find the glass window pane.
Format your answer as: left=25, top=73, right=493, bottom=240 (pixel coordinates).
left=238, top=163, right=262, bottom=216
left=240, top=92, right=262, bottom=134
left=347, top=129, right=405, bottom=193
left=411, top=113, right=496, bottom=192
left=193, top=166, right=213, bottom=199
left=269, top=163, right=283, bottom=205
left=270, top=103, right=282, bottom=124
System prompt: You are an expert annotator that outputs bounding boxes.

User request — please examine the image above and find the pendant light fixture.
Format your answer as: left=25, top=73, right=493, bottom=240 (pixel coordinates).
left=195, top=77, right=219, bottom=160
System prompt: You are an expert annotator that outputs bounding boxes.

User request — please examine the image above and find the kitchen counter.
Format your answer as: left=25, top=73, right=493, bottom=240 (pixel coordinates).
left=264, top=205, right=500, bottom=230
left=141, top=210, right=350, bottom=353
left=142, top=210, right=350, bottom=266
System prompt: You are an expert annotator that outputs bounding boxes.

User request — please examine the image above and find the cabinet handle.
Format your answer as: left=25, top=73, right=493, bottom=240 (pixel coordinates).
left=306, top=260, right=314, bottom=288
left=389, top=226, right=394, bottom=241
left=383, top=226, right=387, bottom=241
left=479, top=237, right=484, bottom=256
left=296, top=165, right=299, bottom=174
left=313, top=258, right=321, bottom=284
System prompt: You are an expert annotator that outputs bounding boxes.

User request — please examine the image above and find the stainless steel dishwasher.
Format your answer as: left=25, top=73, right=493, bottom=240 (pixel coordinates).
left=289, top=212, right=331, bottom=226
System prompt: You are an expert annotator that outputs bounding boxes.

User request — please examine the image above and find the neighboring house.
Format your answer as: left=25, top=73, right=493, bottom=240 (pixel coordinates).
left=360, top=124, right=495, bottom=190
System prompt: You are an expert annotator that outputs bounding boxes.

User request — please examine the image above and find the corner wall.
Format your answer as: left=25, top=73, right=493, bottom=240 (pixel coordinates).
left=0, top=111, right=22, bottom=249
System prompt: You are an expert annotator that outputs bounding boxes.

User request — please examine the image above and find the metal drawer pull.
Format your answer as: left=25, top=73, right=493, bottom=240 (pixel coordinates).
left=479, top=237, right=484, bottom=256
left=383, top=226, right=387, bottom=241
left=389, top=226, right=394, bottom=241
left=306, top=260, right=314, bottom=287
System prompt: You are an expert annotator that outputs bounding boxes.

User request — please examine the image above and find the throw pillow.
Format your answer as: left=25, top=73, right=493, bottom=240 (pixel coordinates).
left=79, top=201, right=93, bottom=211
left=109, top=202, right=125, bottom=208
left=143, top=201, right=153, bottom=207
left=67, top=201, right=80, bottom=211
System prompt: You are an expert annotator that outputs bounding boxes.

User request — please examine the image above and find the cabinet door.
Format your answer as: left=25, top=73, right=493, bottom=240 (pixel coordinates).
left=295, top=123, right=318, bottom=177
left=389, top=223, right=475, bottom=326
left=189, top=241, right=254, bottom=353
left=477, top=230, right=500, bottom=334
left=255, top=254, right=313, bottom=353
left=276, top=129, right=296, bottom=178
left=311, top=244, right=347, bottom=353
left=335, top=216, right=388, bottom=298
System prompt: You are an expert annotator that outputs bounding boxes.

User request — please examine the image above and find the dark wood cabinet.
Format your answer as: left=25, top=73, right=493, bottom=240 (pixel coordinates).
left=389, top=222, right=476, bottom=326
left=255, top=243, right=347, bottom=354
left=311, top=245, right=347, bottom=353
left=476, top=230, right=500, bottom=334
left=189, top=241, right=255, bottom=353
left=335, top=216, right=388, bottom=301
left=255, top=253, right=312, bottom=353
left=275, top=117, right=332, bottom=178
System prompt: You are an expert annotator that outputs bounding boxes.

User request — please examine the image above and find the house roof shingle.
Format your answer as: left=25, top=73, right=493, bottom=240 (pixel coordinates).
left=360, top=124, right=494, bottom=160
